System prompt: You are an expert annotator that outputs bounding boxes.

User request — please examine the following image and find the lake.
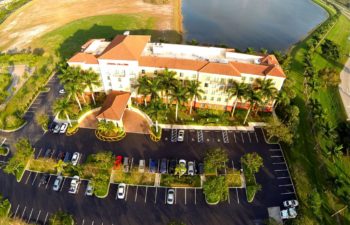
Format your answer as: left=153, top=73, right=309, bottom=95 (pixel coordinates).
left=182, top=0, right=328, bottom=51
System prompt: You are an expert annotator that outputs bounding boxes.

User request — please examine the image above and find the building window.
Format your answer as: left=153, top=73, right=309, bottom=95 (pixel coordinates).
left=179, top=72, right=184, bottom=78
left=203, top=96, right=207, bottom=100
left=249, top=77, right=254, bottom=82
left=154, top=70, right=158, bottom=75
left=204, top=83, right=209, bottom=88
left=142, top=69, right=145, bottom=74
left=217, top=97, right=221, bottom=102
left=210, top=97, right=214, bottom=101
left=241, top=77, right=246, bottom=81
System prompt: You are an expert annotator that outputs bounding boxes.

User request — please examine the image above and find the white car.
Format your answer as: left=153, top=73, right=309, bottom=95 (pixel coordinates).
left=71, top=152, right=80, bottom=166
left=68, top=176, right=80, bottom=194
left=138, top=159, right=145, bottom=173
left=52, top=176, right=63, bottom=191
left=59, top=123, right=68, bottom=134
left=59, top=89, right=65, bottom=94
left=283, top=200, right=299, bottom=208
left=117, top=183, right=126, bottom=199
left=188, top=161, right=195, bottom=176
left=179, top=159, right=186, bottom=167
left=167, top=189, right=175, bottom=205
left=85, top=181, right=94, bottom=196
left=280, top=207, right=297, bottom=219
left=53, top=124, right=61, bottom=134
left=177, top=130, right=185, bottom=142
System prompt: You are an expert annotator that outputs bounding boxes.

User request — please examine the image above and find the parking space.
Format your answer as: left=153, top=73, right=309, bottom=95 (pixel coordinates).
left=10, top=203, right=51, bottom=225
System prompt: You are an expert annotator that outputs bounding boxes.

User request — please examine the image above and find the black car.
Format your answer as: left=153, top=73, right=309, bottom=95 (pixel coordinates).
left=168, top=159, right=177, bottom=174
left=48, top=122, right=57, bottom=132
left=160, top=159, right=168, bottom=174
left=57, top=151, right=65, bottom=161
left=39, top=173, right=50, bottom=185
left=44, top=149, right=52, bottom=158
left=197, top=163, right=204, bottom=175
left=63, top=152, right=71, bottom=163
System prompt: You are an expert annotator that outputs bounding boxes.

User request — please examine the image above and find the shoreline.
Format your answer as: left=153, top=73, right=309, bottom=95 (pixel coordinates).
left=173, top=0, right=183, bottom=42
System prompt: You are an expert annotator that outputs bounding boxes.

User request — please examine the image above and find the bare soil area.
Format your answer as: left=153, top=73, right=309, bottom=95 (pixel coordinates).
left=0, top=0, right=175, bottom=50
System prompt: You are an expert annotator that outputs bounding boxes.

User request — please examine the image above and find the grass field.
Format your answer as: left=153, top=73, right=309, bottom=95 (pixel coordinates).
left=285, top=0, right=350, bottom=222
left=0, top=0, right=178, bottom=51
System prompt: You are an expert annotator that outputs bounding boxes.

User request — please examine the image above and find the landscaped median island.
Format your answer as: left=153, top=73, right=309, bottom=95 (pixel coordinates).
left=241, top=153, right=263, bottom=202
left=112, top=168, right=155, bottom=186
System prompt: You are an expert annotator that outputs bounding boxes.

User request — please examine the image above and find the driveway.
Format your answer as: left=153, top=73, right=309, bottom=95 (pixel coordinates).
left=122, top=109, right=150, bottom=134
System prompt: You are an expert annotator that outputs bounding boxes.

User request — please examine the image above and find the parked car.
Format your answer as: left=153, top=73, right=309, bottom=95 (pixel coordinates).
left=168, top=159, right=177, bottom=174
left=44, top=149, right=52, bottom=158
left=117, top=183, right=126, bottom=199
left=149, top=159, right=157, bottom=173
left=283, top=200, right=299, bottom=208
left=39, top=173, right=50, bottom=185
left=197, top=163, right=204, bottom=175
left=68, top=176, right=80, bottom=194
left=57, top=151, right=65, bottom=161
left=52, top=176, right=63, bottom=191
left=114, top=155, right=123, bottom=169
left=280, top=207, right=297, bottom=219
left=53, top=123, right=61, bottom=134
left=188, top=161, right=195, bottom=175
left=85, top=182, right=94, bottom=196
left=59, top=89, right=65, bottom=94
left=123, top=157, right=129, bottom=172
left=59, top=123, right=68, bottom=134
left=71, top=152, right=80, bottom=166
left=167, top=188, right=175, bottom=205
left=138, top=159, right=145, bottom=173
left=63, top=152, right=71, bottom=163
left=160, top=158, right=168, bottom=174
left=177, top=130, right=185, bottom=142
left=179, top=159, right=186, bottom=167
left=49, top=122, right=57, bottom=132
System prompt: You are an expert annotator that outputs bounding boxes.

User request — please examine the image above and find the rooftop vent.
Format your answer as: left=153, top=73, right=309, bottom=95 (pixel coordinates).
left=123, top=31, right=130, bottom=35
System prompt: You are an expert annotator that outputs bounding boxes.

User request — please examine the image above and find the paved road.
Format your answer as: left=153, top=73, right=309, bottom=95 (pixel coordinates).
left=339, top=58, right=350, bottom=120
left=0, top=128, right=296, bottom=225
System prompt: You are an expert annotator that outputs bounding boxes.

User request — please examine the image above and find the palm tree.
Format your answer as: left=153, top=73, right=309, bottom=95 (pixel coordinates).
left=58, top=66, right=81, bottom=86
left=97, top=120, right=117, bottom=136
left=254, top=78, right=278, bottom=108
left=325, top=144, right=343, bottom=162
left=243, top=88, right=262, bottom=124
left=227, top=81, right=248, bottom=117
left=170, top=86, right=189, bottom=121
left=53, top=98, right=73, bottom=126
left=274, top=90, right=290, bottom=110
left=158, top=69, right=178, bottom=107
left=54, top=160, right=67, bottom=175
left=65, top=82, right=83, bottom=110
left=82, top=69, right=102, bottom=105
left=148, top=100, right=165, bottom=132
left=135, top=76, right=151, bottom=106
left=146, top=77, right=162, bottom=102
left=187, top=80, right=204, bottom=114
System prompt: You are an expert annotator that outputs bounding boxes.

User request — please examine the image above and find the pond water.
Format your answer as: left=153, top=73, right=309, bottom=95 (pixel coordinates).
left=182, top=0, right=328, bottom=51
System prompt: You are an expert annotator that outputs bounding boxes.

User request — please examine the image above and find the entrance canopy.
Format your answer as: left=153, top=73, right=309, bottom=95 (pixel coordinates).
left=96, top=91, right=131, bottom=122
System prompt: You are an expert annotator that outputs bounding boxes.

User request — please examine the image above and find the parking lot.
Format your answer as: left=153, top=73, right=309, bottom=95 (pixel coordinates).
left=0, top=127, right=297, bottom=225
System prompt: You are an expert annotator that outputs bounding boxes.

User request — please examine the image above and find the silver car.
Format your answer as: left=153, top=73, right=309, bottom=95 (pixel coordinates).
left=85, top=182, right=94, bottom=196
left=71, top=152, right=80, bottom=166
left=52, top=176, right=63, bottom=191
left=167, top=189, right=175, bottom=205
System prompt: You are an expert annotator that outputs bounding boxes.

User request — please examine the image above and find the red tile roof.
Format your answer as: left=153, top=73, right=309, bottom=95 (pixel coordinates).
left=139, top=56, right=209, bottom=71
left=260, top=55, right=279, bottom=65
left=96, top=91, right=131, bottom=121
left=200, top=62, right=240, bottom=76
left=99, top=35, right=151, bottom=60
left=68, top=52, right=99, bottom=64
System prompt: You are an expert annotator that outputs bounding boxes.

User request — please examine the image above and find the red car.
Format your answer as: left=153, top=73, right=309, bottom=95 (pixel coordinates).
left=114, top=156, right=123, bottom=169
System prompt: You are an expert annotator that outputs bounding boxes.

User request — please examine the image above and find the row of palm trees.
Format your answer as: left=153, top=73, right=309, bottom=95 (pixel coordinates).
left=54, top=66, right=101, bottom=126
left=136, top=69, right=279, bottom=124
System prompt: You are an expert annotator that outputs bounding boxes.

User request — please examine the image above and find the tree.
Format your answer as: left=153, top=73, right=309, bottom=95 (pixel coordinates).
left=245, top=47, right=255, bottom=54
left=253, top=78, right=278, bottom=107
left=64, top=82, right=83, bottom=111
left=54, top=160, right=66, bottom=174
left=35, top=113, right=49, bottom=131
left=204, top=148, right=228, bottom=172
left=260, top=48, right=268, bottom=54
left=325, top=144, right=343, bottom=162
left=321, top=39, right=340, bottom=61
left=158, top=69, right=178, bottom=108
left=265, top=117, right=293, bottom=144
left=4, top=139, right=33, bottom=177
left=135, top=76, right=151, bottom=106
left=187, top=80, right=204, bottom=114
left=227, top=81, right=248, bottom=116
left=318, top=67, right=340, bottom=87
left=274, top=90, right=290, bottom=109
left=146, top=77, right=162, bottom=102
left=174, top=163, right=187, bottom=178
left=148, top=100, right=165, bottom=132
left=49, top=211, right=74, bottom=225
left=82, top=69, right=102, bottom=105
left=308, top=190, right=322, bottom=219
left=97, top=120, right=118, bottom=136
left=243, top=87, right=262, bottom=124
left=170, top=86, right=189, bottom=121
left=203, top=176, right=228, bottom=203
left=53, top=98, right=73, bottom=126
left=241, top=152, right=263, bottom=174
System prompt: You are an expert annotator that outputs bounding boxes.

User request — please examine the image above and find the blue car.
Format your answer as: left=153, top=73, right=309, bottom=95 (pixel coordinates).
left=149, top=159, right=158, bottom=173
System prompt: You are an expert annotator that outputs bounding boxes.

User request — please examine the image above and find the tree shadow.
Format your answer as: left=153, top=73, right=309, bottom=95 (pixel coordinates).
left=57, top=24, right=182, bottom=60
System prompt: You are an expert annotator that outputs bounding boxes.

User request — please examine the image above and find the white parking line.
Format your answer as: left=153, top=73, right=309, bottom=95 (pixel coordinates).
left=185, top=188, right=187, bottom=205
left=271, top=155, right=283, bottom=158
left=59, top=178, right=66, bottom=192
left=279, top=184, right=293, bottom=187
left=281, top=192, right=295, bottom=195
left=194, top=189, right=197, bottom=205
left=32, top=173, right=38, bottom=186
left=164, top=188, right=167, bottom=204
left=277, top=177, right=290, bottom=179
left=254, top=132, right=259, bottom=142
left=82, top=219, right=85, bottom=225
left=233, top=132, right=237, bottom=143
left=36, top=149, right=42, bottom=159
left=50, top=149, right=56, bottom=159
left=269, top=149, right=281, bottom=152
left=36, top=210, right=41, bottom=223
left=144, top=186, right=148, bottom=203
left=236, top=188, right=240, bottom=204
left=175, top=188, right=177, bottom=204
left=45, top=175, right=52, bottom=189
left=27, top=208, right=34, bottom=222
left=135, top=186, right=138, bottom=202
left=91, top=221, right=94, bottom=225
left=247, top=132, right=252, bottom=142
left=25, top=172, right=32, bottom=184
left=274, top=169, right=288, bottom=172
left=21, top=206, right=27, bottom=219
left=227, top=190, right=230, bottom=204
left=240, top=132, right=244, bottom=143
left=44, top=212, right=49, bottom=225
left=13, top=204, right=20, bottom=217
left=272, top=162, right=286, bottom=165
left=125, top=185, right=129, bottom=201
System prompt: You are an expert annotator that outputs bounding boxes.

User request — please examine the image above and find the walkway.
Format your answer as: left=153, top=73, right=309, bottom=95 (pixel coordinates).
left=122, top=109, right=150, bottom=134
left=339, top=58, right=350, bottom=120
left=79, top=111, right=99, bottom=129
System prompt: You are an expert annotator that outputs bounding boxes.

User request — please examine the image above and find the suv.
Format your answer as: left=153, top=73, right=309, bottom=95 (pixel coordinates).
left=138, top=159, right=145, bottom=173
left=123, top=157, right=129, bottom=172
left=149, top=159, right=157, bottom=173
left=52, top=176, right=63, bottom=191
left=168, top=159, right=177, bottom=174
left=160, top=159, right=167, bottom=174
left=68, top=176, right=80, bottom=194
left=188, top=161, right=195, bottom=175
left=178, top=130, right=185, bottom=142
left=280, top=207, right=297, bottom=219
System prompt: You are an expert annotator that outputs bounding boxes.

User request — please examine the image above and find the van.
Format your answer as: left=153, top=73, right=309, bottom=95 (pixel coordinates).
left=139, top=159, right=145, bottom=173
left=123, top=157, right=129, bottom=172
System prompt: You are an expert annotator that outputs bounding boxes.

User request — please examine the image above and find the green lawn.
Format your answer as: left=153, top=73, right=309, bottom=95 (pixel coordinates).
left=31, top=14, right=156, bottom=59
left=285, top=2, right=350, bottom=223
left=0, top=73, right=11, bottom=104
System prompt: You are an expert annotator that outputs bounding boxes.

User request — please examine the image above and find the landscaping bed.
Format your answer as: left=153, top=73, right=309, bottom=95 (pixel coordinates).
left=28, top=158, right=56, bottom=174
left=112, top=168, right=155, bottom=186
left=225, top=169, right=243, bottom=188
left=160, top=174, right=201, bottom=187
left=0, top=73, right=11, bottom=104
left=0, top=146, right=9, bottom=156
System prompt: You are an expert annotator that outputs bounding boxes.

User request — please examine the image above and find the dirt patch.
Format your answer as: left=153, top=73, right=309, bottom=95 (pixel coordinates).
left=0, top=0, right=178, bottom=50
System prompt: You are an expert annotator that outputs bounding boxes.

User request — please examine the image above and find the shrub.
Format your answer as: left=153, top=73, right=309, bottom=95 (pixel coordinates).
left=49, top=211, right=74, bottom=225
left=203, top=176, right=228, bottom=204
left=0, top=194, right=11, bottom=217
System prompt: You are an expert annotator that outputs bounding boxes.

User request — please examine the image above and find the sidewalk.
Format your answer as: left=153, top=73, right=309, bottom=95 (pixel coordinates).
left=159, top=122, right=266, bottom=131
left=339, top=58, right=350, bottom=120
